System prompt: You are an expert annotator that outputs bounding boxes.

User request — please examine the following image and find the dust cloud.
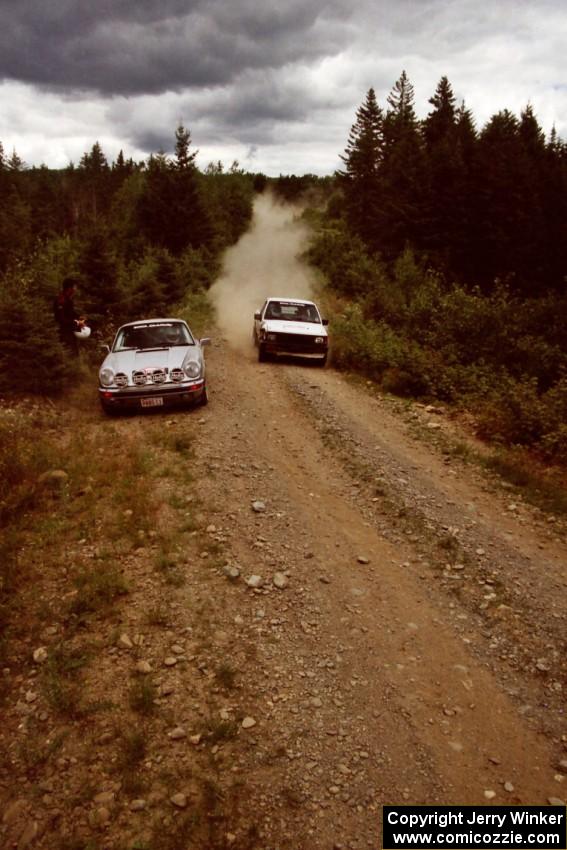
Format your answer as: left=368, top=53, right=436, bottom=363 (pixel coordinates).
left=208, top=192, right=317, bottom=352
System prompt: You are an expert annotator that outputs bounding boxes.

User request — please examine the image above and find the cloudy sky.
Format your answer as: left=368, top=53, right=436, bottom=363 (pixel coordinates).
left=1, top=0, right=565, bottom=175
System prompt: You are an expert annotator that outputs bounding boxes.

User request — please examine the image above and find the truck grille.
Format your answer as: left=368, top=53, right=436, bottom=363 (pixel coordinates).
left=269, top=333, right=326, bottom=352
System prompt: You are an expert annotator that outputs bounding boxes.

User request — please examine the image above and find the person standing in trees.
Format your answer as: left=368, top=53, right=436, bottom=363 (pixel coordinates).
left=53, top=276, right=86, bottom=355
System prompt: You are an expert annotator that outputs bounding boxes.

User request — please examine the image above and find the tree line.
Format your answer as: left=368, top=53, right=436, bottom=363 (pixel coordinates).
left=0, top=126, right=257, bottom=392
left=337, top=73, right=567, bottom=295
left=308, top=73, right=567, bottom=470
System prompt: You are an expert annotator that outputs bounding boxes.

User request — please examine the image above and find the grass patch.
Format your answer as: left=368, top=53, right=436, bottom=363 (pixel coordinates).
left=129, top=677, right=158, bottom=715
left=207, top=719, right=238, bottom=744
left=41, top=643, right=90, bottom=717
left=117, top=729, right=147, bottom=795
left=17, top=730, right=66, bottom=773
left=69, top=565, right=128, bottom=616
left=214, top=663, right=238, bottom=690
left=145, top=603, right=169, bottom=627
left=154, top=550, right=186, bottom=587
left=483, top=450, right=567, bottom=515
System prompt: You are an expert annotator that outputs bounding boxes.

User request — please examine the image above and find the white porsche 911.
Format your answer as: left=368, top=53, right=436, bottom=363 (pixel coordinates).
left=98, top=318, right=210, bottom=414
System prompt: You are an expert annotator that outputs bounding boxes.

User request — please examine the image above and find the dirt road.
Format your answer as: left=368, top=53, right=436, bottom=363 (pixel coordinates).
left=2, top=198, right=566, bottom=850
left=187, top=334, right=567, bottom=847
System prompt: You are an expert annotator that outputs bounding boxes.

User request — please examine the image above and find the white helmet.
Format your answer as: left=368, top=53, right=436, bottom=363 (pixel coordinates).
left=74, top=325, right=91, bottom=340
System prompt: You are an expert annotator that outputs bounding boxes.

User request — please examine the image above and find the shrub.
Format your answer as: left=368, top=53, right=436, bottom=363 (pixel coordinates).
left=0, top=273, right=69, bottom=396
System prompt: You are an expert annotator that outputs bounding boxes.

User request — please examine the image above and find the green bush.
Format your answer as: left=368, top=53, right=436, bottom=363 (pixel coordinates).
left=311, top=220, right=567, bottom=465
left=0, top=273, right=69, bottom=396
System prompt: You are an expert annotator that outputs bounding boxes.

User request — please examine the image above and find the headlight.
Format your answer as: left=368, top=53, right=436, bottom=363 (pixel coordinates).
left=314, top=337, right=324, bottom=344
left=184, top=360, right=201, bottom=379
left=100, top=367, right=115, bottom=386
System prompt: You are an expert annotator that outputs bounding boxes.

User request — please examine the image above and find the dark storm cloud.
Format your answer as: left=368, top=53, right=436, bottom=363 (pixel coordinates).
left=0, top=0, right=351, bottom=95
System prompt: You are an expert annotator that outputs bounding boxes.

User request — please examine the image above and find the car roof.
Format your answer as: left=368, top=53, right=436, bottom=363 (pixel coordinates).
left=117, top=318, right=189, bottom=330
left=265, top=297, right=318, bottom=306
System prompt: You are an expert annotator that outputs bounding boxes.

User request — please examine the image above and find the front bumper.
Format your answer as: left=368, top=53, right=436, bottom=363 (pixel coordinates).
left=261, top=333, right=328, bottom=357
left=99, top=380, right=206, bottom=411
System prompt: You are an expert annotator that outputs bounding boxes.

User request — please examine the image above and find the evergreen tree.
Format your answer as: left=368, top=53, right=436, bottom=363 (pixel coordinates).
left=338, top=88, right=383, bottom=246
left=8, top=149, right=25, bottom=171
left=137, top=131, right=214, bottom=255
left=174, top=124, right=198, bottom=171
left=473, top=110, right=538, bottom=290
left=422, top=77, right=465, bottom=272
left=379, top=71, right=426, bottom=258
left=78, top=222, right=120, bottom=321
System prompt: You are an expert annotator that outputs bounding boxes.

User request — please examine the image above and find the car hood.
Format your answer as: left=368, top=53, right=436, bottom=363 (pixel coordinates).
left=102, top=346, right=199, bottom=372
left=261, top=320, right=327, bottom=337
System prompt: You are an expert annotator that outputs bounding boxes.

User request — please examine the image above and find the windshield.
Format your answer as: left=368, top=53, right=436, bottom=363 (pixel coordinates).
left=114, top=322, right=193, bottom=351
left=264, top=301, right=321, bottom=323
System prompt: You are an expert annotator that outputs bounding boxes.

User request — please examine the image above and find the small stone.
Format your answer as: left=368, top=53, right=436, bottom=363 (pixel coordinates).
left=135, top=661, right=152, bottom=674
left=245, top=575, right=263, bottom=588
left=484, top=790, right=496, bottom=800
left=504, top=781, right=514, bottom=793
left=206, top=524, right=217, bottom=533
left=94, top=791, right=114, bottom=805
left=118, top=634, right=133, bottom=649
left=164, top=657, right=177, bottom=667
left=273, top=572, right=288, bottom=589
left=548, top=797, right=565, bottom=806
left=17, top=820, right=39, bottom=849
left=242, top=716, right=256, bottom=729
left=130, top=799, right=146, bottom=811
left=169, top=727, right=187, bottom=740
left=3, top=800, right=26, bottom=825
left=38, top=469, right=69, bottom=489
left=33, top=647, right=48, bottom=664
left=189, top=734, right=202, bottom=745
left=223, top=565, right=241, bottom=580
left=170, top=793, right=188, bottom=809
left=99, top=732, right=114, bottom=744
left=251, top=501, right=266, bottom=513
left=357, top=556, right=370, bottom=565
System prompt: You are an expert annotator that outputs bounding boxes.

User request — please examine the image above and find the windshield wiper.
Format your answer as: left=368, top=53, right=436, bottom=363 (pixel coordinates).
left=136, top=346, right=169, bottom=352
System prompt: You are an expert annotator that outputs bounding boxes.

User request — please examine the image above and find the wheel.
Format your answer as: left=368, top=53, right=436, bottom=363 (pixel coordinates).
left=258, top=345, right=267, bottom=362
left=317, top=354, right=327, bottom=367
left=200, top=386, right=209, bottom=406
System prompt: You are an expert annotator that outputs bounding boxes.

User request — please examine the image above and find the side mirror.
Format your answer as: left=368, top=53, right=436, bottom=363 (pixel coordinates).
left=199, top=338, right=211, bottom=347
left=322, top=318, right=329, bottom=326
left=100, top=344, right=111, bottom=353
left=254, top=311, right=261, bottom=320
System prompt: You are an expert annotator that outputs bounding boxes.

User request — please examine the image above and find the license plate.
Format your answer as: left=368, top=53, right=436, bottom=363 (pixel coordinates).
left=141, top=397, right=163, bottom=408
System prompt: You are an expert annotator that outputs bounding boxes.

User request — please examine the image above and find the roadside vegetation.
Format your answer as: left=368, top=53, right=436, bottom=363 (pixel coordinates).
left=0, top=126, right=256, bottom=395
left=300, top=73, right=567, bottom=495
